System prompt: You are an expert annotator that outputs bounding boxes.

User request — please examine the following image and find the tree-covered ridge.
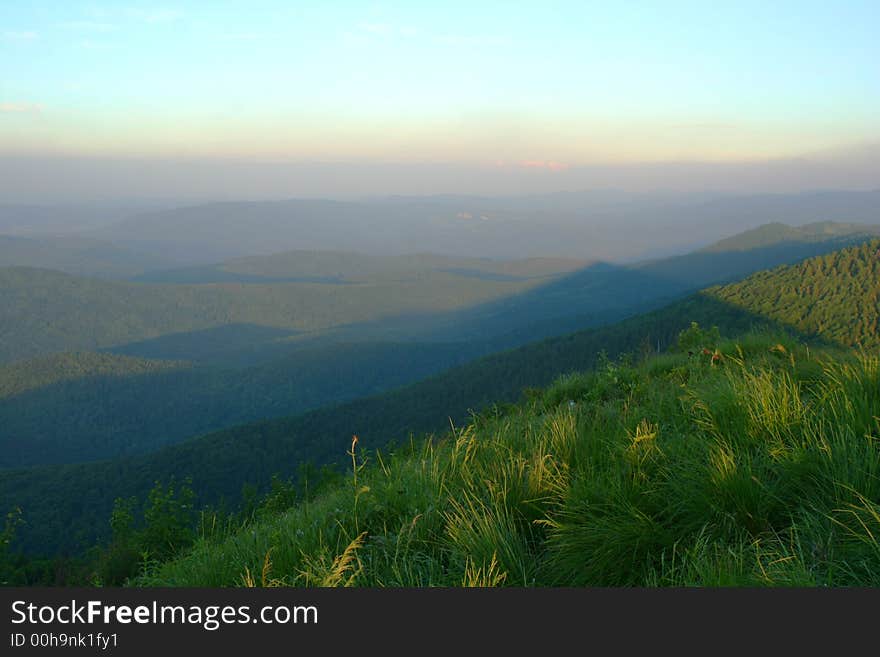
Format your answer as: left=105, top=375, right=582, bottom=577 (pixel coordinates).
left=0, top=235, right=175, bottom=279
left=140, top=332, right=880, bottom=587
left=0, top=351, right=188, bottom=399
left=0, top=341, right=488, bottom=469
left=4, top=234, right=879, bottom=557
left=136, top=250, right=587, bottom=284
left=5, top=226, right=872, bottom=473
left=4, top=223, right=875, bottom=366
left=705, top=239, right=880, bottom=349
left=0, top=294, right=769, bottom=555
left=0, top=265, right=551, bottom=364
left=701, top=221, right=880, bottom=253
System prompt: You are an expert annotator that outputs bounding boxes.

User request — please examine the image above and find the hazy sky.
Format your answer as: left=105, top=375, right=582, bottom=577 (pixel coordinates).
left=1, top=1, right=878, bottom=198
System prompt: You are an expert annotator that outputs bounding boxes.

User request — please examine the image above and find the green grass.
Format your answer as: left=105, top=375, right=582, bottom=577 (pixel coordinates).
left=139, top=332, right=880, bottom=587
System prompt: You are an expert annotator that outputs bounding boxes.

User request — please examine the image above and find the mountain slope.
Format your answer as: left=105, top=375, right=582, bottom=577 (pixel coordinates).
left=88, top=190, right=880, bottom=262
left=0, top=293, right=783, bottom=554
left=0, top=264, right=552, bottom=365
left=143, top=332, right=880, bottom=587
left=134, top=251, right=586, bottom=284
left=0, top=341, right=487, bottom=468
left=0, top=235, right=176, bottom=279
left=2, top=223, right=871, bottom=367
left=701, top=220, right=880, bottom=252
left=408, top=223, right=880, bottom=346
left=705, top=239, right=880, bottom=349
left=4, top=237, right=879, bottom=554
left=4, top=225, right=871, bottom=472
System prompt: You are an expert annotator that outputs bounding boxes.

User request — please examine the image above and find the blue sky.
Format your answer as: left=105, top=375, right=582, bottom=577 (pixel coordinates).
left=1, top=1, right=878, bottom=168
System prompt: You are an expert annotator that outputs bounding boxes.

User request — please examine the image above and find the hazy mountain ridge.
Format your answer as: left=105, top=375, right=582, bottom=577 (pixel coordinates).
left=86, top=190, right=880, bottom=262
left=1, top=223, right=876, bottom=476
left=0, top=235, right=177, bottom=279
left=701, top=220, right=880, bottom=252
left=133, top=251, right=588, bottom=285
left=0, top=264, right=550, bottom=365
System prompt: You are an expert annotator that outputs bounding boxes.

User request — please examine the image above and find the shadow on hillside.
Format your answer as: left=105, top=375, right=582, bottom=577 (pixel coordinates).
left=1, top=236, right=853, bottom=469
left=131, top=265, right=351, bottom=285
left=319, top=236, right=873, bottom=350
left=107, top=323, right=301, bottom=365
left=0, top=339, right=491, bottom=470
left=64, top=234, right=870, bottom=373
left=0, top=291, right=847, bottom=556
left=3, top=237, right=861, bottom=467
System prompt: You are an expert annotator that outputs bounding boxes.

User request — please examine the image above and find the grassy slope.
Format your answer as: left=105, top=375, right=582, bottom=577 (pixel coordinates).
left=139, top=239, right=880, bottom=586
left=144, top=332, right=880, bottom=586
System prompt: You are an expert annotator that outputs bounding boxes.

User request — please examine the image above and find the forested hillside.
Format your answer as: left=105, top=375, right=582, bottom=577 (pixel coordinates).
left=4, top=222, right=873, bottom=365
left=3, top=234, right=879, bottom=557
left=0, top=293, right=782, bottom=555
left=0, top=264, right=552, bottom=364
left=706, top=239, right=880, bottom=349
left=142, top=332, right=880, bottom=587
left=0, top=235, right=175, bottom=279
left=4, top=224, right=871, bottom=474
left=701, top=221, right=880, bottom=252
left=0, top=342, right=486, bottom=468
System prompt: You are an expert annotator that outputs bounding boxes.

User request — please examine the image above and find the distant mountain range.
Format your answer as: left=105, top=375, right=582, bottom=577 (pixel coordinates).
left=0, top=235, right=177, bottom=279
left=81, top=189, right=880, bottom=262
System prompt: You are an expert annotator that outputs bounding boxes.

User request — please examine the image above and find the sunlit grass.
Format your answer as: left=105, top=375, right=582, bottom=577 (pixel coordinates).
left=139, top=331, right=880, bottom=587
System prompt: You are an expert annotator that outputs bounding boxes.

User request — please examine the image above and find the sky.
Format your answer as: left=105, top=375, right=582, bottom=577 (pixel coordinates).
left=1, top=1, right=878, bottom=199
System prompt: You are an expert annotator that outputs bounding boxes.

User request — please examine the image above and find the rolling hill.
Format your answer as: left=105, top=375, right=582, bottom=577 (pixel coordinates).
left=2, top=223, right=875, bottom=474
left=87, top=190, right=880, bottom=262
left=123, top=239, right=880, bottom=587
left=2, top=293, right=757, bottom=555
left=0, top=260, right=559, bottom=365
left=0, top=235, right=177, bottom=279
left=3, top=222, right=873, bottom=368
left=2, top=235, right=879, bottom=558
left=141, top=331, right=879, bottom=587
left=708, top=240, right=880, bottom=349
left=0, top=341, right=487, bottom=469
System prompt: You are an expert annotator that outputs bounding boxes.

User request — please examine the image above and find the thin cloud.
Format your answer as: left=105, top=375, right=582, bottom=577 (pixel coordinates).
left=433, top=34, right=510, bottom=47
left=356, top=23, right=418, bottom=38
left=78, top=39, right=115, bottom=50
left=0, top=102, right=43, bottom=114
left=519, top=160, right=570, bottom=172
left=125, top=8, right=183, bottom=23
left=84, top=7, right=182, bottom=24
left=220, top=32, right=262, bottom=41
left=3, top=31, right=38, bottom=41
left=358, top=22, right=392, bottom=35
left=58, top=21, right=116, bottom=32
